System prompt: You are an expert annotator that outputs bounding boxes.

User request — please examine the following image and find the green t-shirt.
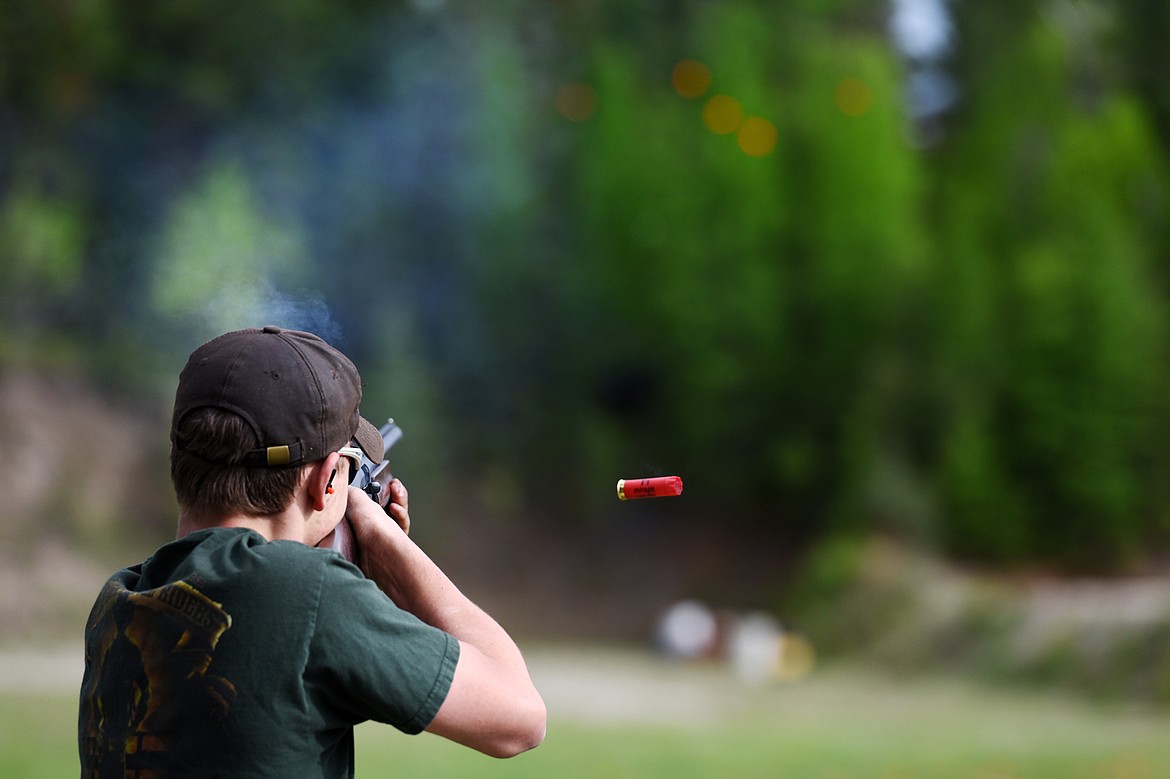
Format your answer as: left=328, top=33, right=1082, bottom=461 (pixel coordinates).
left=78, top=527, right=459, bottom=778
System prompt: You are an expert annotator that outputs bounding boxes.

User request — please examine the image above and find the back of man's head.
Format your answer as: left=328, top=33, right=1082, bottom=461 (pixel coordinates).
left=168, top=326, right=384, bottom=519
left=171, top=407, right=303, bottom=516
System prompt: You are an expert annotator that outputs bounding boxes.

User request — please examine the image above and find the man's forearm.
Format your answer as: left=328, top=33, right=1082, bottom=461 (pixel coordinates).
left=346, top=487, right=546, bottom=756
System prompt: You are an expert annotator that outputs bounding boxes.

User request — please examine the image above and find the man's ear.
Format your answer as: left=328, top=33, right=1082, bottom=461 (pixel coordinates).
left=308, top=452, right=343, bottom=512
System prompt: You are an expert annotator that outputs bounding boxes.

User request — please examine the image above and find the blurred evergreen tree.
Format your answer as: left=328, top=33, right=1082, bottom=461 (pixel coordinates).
left=931, top=0, right=1170, bottom=567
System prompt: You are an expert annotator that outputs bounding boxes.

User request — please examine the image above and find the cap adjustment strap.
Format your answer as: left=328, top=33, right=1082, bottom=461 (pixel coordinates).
left=239, top=441, right=304, bottom=467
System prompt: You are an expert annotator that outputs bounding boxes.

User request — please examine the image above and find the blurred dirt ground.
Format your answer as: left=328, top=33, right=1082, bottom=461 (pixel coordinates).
left=7, top=370, right=1170, bottom=709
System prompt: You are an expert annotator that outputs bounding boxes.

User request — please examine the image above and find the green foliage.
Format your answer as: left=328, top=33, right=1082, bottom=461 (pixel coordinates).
left=0, top=179, right=85, bottom=302
left=3, top=0, right=1170, bottom=570
left=537, top=3, right=930, bottom=540
left=928, top=3, right=1170, bottom=568
left=150, top=158, right=312, bottom=333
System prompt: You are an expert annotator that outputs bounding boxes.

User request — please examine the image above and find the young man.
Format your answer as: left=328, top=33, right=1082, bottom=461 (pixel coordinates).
left=78, top=326, right=545, bottom=777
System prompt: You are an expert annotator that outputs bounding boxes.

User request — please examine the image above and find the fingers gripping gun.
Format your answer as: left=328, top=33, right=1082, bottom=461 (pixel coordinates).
left=353, top=418, right=403, bottom=506
left=325, top=418, right=402, bottom=563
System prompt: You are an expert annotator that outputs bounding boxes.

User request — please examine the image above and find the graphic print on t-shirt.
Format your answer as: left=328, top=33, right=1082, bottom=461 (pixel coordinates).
left=81, top=578, right=236, bottom=777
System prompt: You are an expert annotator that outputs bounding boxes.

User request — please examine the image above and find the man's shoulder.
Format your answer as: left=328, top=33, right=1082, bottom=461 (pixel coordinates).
left=132, top=527, right=356, bottom=592
left=174, top=527, right=329, bottom=559
left=196, top=528, right=356, bottom=574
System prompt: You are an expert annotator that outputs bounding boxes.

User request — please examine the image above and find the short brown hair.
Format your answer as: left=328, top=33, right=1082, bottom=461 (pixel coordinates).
left=171, top=407, right=305, bottom=518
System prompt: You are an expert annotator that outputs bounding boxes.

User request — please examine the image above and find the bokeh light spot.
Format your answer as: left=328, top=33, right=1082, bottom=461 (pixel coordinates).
left=703, top=94, right=743, bottom=135
left=556, top=83, right=598, bottom=122
left=737, top=116, right=778, bottom=157
left=834, top=77, right=874, bottom=117
left=672, top=59, right=712, bottom=99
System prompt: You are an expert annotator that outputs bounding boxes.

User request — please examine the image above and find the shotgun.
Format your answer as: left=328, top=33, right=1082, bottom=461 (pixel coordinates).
left=325, top=418, right=403, bottom=562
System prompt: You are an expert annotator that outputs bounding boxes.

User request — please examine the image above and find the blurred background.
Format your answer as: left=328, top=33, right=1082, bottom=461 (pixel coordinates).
left=4, top=0, right=1170, bottom=709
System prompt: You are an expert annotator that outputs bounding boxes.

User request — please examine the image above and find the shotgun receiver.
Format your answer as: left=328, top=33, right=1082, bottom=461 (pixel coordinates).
left=353, top=418, right=403, bottom=506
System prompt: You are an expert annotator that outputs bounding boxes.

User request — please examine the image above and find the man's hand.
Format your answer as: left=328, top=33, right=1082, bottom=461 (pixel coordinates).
left=347, top=478, right=410, bottom=534
left=344, top=483, right=413, bottom=597
left=381, top=478, right=411, bottom=535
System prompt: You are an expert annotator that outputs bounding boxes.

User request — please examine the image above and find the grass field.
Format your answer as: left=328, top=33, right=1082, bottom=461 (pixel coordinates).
left=8, top=646, right=1170, bottom=778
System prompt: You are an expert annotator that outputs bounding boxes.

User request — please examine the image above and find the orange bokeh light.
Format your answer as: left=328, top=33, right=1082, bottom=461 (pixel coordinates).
left=672, top=59, right=712, bottom=99
left=703, top=94, right=743, bottom=135
left=556, top=83, right=598, bottom=122
left=737, top=116, right=778, bottom=157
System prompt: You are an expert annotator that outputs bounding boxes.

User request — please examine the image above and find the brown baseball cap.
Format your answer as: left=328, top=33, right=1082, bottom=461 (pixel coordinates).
left=171, top=325, right=383, bottom=467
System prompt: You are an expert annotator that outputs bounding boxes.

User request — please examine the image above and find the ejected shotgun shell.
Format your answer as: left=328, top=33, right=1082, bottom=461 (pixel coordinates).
left=616, top=476, right=684, bottom=500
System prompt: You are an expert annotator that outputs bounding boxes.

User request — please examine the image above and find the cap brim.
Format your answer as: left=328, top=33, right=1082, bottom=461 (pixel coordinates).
left=354, top=416, right=385, bottom=463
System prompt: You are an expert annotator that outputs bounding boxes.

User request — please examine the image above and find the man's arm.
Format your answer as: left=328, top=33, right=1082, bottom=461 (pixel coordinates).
left=345, top=483, right=546, bottom=758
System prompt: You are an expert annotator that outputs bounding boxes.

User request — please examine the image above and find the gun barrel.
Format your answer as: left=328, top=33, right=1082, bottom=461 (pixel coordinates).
left=381, top=419, right=403, bottom=451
